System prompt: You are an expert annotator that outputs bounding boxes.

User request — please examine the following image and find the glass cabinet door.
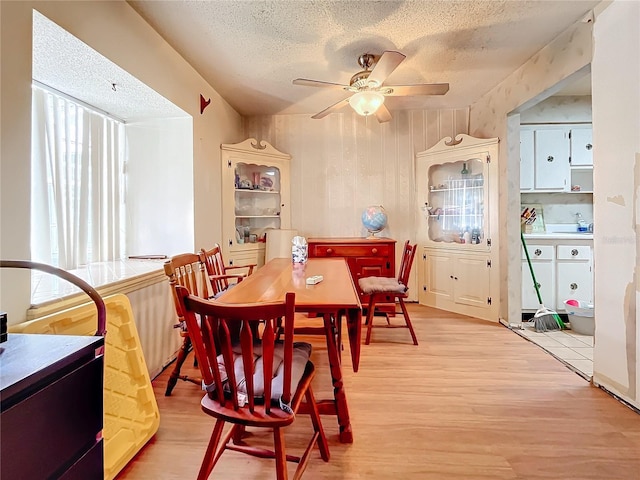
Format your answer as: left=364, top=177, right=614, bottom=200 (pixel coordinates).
left=424, top=156, right=487, bottom=247
left=234, top=162, right=281, bottom=244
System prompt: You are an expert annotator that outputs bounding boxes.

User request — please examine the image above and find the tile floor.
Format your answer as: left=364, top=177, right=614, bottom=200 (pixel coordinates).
left=512, top=321, right=594, bottom=380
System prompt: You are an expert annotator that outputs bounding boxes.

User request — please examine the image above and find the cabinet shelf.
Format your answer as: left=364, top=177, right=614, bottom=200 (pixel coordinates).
left=235, top=215, right=281, bottom=219
left=235, top=189, right=280, bottom=194
left=428, top=214, right=483, bottom=218
left=429, top=185, right=483, bottom=193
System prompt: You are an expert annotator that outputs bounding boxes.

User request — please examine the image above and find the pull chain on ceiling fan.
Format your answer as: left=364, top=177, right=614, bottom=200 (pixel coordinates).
left=293, top=51, right=449, bottom=123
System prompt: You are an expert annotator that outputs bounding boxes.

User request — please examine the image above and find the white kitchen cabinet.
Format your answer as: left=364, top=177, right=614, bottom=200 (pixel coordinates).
left=521, top=244, right=555, bottom=310
left=520, top=124, right=593, bottom=193
left=520, top=238, right=593, bottom=315
left=533, top=128, right=570, bottom=190
left=416, top=135, right=500, bottom=321
left=569, top=126, right=593, bottom=166
left=556, top=245, right=593, bottom=310
left=520, top=129, right=535, bottom=191
left=221, top=138, right=291, bottom=269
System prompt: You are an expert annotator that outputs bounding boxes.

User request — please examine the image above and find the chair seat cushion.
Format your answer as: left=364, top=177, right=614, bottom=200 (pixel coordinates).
left=211, top=342, right=312, bottom=403
left=358, top=276, right=408, bottom=294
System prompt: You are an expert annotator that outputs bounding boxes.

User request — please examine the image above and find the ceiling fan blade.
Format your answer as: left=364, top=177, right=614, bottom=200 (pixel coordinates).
left=311, top=97, right=351, bottom=119
left=374, top=103, right=392, bottom=123
left=367, top=51, right=406, bottom=87
left=384, top=83, right=450, bottom=96
left=293, top=78, right=349, bottom=90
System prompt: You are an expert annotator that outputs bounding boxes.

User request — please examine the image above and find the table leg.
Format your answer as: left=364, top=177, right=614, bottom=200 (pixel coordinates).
left=322, top=312, right=353, bottom=443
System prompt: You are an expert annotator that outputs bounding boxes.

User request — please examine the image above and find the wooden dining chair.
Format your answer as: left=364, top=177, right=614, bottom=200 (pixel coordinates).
left=199, top=244, right=256, bottom=297
left=163, top=252, right=210, bottom=396
left=175, top=287, right=330, bottom=480
left=357, top=240, right=419, bottom=345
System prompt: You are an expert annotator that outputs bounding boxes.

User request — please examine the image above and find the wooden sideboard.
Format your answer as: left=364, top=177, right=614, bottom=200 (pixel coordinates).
left=308, top=237, right=396, bottom=313
left=1, top=333, right=104, bottom=479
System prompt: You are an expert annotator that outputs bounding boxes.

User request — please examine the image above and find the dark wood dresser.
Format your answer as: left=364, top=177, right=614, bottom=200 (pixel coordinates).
left=1, top=333, right=105, bottom=480
left=308, top=237, right=396, bottom=313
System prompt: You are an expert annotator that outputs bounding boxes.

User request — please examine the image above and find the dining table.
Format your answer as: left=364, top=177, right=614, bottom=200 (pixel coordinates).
left=216, top=257, right=362, bottom=443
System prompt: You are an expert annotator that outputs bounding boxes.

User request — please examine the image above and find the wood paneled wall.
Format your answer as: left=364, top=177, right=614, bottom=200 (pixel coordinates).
left=244, top=109, right=469, bottom=296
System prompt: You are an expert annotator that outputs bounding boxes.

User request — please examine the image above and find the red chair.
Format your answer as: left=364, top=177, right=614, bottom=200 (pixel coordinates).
left=358, top=240, right=419, bottom=345
left=199, top=244, right=255, bottom=297
left=163, top=253, right=209, bottom=396
left=175, top=287, right=329, bottom=479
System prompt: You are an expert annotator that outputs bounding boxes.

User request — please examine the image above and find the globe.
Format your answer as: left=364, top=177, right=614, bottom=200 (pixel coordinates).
left=361, top=205, right=388, bottom=238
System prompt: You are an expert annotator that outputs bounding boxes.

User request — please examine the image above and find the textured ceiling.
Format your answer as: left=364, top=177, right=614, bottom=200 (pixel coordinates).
left=33, top=1, right=597, bottom=121
left=32, top=11, right=187, bottom=121
left=127, top=0, right=598, bottom=117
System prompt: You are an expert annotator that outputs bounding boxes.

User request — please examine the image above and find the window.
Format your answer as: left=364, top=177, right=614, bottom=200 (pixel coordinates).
left=31, top=86, right=126, bottom=269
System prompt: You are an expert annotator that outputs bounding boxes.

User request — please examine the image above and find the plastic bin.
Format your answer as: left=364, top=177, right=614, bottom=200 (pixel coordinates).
left=564, top=299, right=594, bottom=335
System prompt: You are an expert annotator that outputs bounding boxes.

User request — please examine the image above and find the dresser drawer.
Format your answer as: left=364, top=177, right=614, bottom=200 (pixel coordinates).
left=1, top=355, right=103, bottom=480
left=310, top=243, right=391, bottom=258
left=557, top=245, right=591, bottom=260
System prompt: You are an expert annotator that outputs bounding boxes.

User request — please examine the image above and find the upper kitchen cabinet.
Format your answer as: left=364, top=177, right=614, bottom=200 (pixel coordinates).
left=221, top=138, right=291, bottom=270
left=520, top=124, right=593, bottom=193
left=416, top=135, right=500, bottom=322
left=569, top=125, right=593, bottom=166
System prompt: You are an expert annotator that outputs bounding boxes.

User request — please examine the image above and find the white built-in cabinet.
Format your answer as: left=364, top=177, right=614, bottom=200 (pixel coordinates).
left=520, top=124, right=593, bottom=193
left=221, top=138, right=291, bottom=270
left=522, top=239, right=593, bottom=312
left=416, top=134, right=500, bottom=322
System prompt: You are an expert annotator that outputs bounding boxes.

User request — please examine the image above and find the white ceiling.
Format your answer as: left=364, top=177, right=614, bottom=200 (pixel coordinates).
left=33, top=1, right=598, bottom=121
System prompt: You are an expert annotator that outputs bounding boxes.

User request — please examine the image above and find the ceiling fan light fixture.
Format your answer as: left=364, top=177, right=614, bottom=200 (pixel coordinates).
left=349, top=91, right=384, bottom=116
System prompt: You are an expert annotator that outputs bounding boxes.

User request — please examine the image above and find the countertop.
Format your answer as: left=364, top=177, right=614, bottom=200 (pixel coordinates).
left=524, top=232, right=593, bottom=240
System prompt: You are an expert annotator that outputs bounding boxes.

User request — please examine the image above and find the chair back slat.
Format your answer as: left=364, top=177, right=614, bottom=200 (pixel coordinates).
left=397, top=241, right=417, bottom=286
left=238, top=321, right=255, bottom=412
left=261, top=319, right=276, bottom=414
left=200, top=244, right=233, bottom=294
left=176, top=286, right=297, bottom=415
left=164, top=253, right=207, bottom=320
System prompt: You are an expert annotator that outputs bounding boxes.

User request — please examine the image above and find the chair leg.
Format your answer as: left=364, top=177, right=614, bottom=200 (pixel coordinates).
left=305, top=385, right=330, bottom=461
left=273, top=427, right=288, bottom=480
left=165, top=335, right=192, bottom=396
left=197, top=419, right=226, bottom=480
left=399, top=298, right=418, bottom=345
left=365, top=296, right=377, bottom=345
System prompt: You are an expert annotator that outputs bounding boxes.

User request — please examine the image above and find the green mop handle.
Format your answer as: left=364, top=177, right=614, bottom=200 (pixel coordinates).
left=521, top=231, right=544, bottom=305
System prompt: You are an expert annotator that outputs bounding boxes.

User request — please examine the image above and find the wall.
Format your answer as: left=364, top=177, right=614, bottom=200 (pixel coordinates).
left=591, top=0, right=640, bottom=409
left=469, top=16, right=593, bottom=326
left=245, top=109, right=469, bottom=296
left=0, top=0, right=244, bottom=323
left=126, top=117, right=195, bottom=257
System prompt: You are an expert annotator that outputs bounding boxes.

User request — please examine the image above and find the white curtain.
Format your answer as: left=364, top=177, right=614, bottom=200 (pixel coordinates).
left=31, top=87, right=125, bottom=269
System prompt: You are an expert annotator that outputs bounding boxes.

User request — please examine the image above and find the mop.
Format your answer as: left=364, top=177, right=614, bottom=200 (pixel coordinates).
left=521, top=232, right=566, bottom=332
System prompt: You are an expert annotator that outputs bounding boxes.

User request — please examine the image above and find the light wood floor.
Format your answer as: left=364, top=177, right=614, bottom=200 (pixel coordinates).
left=117, top=305, right=640, bottom=479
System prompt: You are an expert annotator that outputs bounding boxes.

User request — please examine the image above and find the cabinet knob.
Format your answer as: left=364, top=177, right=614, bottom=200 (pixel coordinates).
left=371, top=248, right=378, bottom=254
left=534, top=249, right=542, bottom=256
left=547, top=155, right=554, bottom=162
left=571, top=249, right=579, bottom=256
left=326, top=248, right=333, bottom=255
left=586, top=143, right=593, bottom=151
left=570, top=282, right=578, bottom=290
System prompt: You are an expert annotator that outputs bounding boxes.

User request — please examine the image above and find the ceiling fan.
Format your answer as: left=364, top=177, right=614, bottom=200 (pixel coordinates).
left=293, top=50, right=449, bottom=123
